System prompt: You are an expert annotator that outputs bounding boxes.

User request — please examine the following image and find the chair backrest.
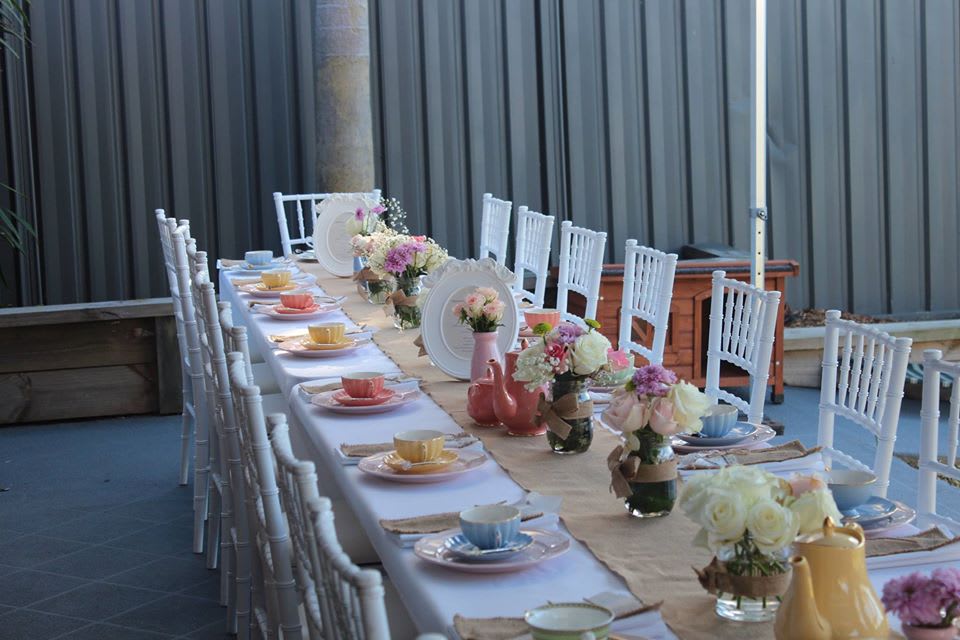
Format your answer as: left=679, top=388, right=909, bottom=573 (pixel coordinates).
left=556, top=221, right=607, bottom=324
left=817, top=310, right=912, bottom=498
left=704, top=270, right=782, bottom=426
left=274, top=189, right=382, bottom=258
left=171, top=227, right=208, bottom=444
left=918, top=349, right=960, bottom=533
left=618, top=241, right=678, bottom=365
left=227, top=355, right=302, bottom=640
left=154, top=211, right=190, bottom=382
left=478, top=193, right=512, bottom=265
left=308, top=497, right=391, bottom=640
left=512, top=206, right=555, bottom=308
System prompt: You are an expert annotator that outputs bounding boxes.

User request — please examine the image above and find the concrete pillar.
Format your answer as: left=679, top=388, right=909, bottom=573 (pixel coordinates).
left=314, top=0, right=374, bottom=191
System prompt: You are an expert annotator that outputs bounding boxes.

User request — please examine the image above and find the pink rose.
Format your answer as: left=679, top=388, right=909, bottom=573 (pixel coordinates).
left=604, top=391, right=651, bottom=433
left=452, top=302, right=464, bottom=317
left=464, top=293, right=484, bottom=309
left=476, top=286, right=499, bottom=301
left=606, top=349, right=631, bottom=371
left=482, top=302, right=503, bottom=319
left=648, top=397, right=680, bottom=436
left=788, top=474, right=826, bottom=497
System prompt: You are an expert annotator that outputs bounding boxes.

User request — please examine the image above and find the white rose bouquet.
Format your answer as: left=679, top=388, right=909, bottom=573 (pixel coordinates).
left=679, top=465, right=843, bottom=615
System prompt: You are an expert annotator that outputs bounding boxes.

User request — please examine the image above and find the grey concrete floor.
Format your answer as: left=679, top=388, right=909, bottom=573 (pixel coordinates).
left=0, top=415, right=228, bottom=640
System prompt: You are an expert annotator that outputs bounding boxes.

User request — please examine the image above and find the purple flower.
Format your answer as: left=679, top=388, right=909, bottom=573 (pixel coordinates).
left=632, top=364, right=677, bottom=397
left=933, top=568, right=960, bottom=601
left=354, top=207, right=365, bottom=220
left=882, top=573, right=948, bottom=627
left=371, top=204, right=386, bottom=215
left=552, top=323, right=584, bottom=346
left=384, top=246, right=413, bottom=274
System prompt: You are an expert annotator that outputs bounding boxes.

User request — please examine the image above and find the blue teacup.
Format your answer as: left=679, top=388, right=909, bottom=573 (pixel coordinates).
left=245, top=250, right=274, bottom=266
left=699, top=404, right=739, bottom=438
left=459, top=505, right=521, bottom=550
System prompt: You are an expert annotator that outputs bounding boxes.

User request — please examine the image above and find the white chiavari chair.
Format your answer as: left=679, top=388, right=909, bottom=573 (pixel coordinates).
left=214, top=300, right=280, bottom=396
left=705, top=270, right=782, bottom=426
left=556, top=221, right=607, bottom=325
left=228, top=354, right=302, bottom=639
left=512, top=206, right=555, bottom=308
left=274, top=189, right=382, bottom=258
left=817, top=310, right=912, bottom=498
left=172, top=225, right=210, bottom=554
left=618, top=241, right=678, bottom=365
left=154, top=210, right=194, bottom=486
left=478, top=193, right=512, bottom=265
left=918, top=349, right=960, bottom=534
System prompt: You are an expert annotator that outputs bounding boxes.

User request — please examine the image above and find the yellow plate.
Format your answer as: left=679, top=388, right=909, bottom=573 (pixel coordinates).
left=299, top=338, right=354, bottom=351
left=383, top=450, right=459, bottom=474
left=256, top=282, right=297, bottom=292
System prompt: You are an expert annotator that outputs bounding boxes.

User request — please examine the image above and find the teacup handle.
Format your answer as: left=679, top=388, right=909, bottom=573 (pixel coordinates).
left=419, top=442, right=427, bottom=460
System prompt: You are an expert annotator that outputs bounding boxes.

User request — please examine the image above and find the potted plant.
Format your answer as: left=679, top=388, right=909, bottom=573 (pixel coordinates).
left=882, top=569, right=960, bottom=640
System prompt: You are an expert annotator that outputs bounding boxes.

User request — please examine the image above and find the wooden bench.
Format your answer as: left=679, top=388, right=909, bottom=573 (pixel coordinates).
left=0, top=299, right=181, bottom=424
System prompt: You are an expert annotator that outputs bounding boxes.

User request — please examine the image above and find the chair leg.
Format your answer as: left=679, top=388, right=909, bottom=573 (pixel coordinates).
left=179, top=407, right=192, bottom=486
left=206, top=489, right=221, bottom=570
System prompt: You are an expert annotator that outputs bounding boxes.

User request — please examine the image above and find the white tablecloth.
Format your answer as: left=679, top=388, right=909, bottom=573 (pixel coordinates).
left=219, top=265, right=958, bottom=638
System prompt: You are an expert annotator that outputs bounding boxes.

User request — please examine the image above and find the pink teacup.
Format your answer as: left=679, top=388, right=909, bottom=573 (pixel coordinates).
left=341, top=372, right=385, bottom=399
left=279, top=290, right=314, bottom=310
left=524, top=308, right=561, bottom=330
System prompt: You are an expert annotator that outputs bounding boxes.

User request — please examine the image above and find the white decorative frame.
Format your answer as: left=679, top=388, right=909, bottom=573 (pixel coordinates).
left=311, top=193, right=378, bottom=277
left=420, top=257, right=519, bottom=380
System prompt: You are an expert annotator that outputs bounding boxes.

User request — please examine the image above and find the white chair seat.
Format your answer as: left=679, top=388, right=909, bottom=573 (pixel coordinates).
left=252, top=362, right=280, bottom=395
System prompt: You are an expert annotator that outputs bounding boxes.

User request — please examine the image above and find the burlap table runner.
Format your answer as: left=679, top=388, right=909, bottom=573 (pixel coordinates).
left=301, top=264, right=771, bottom=639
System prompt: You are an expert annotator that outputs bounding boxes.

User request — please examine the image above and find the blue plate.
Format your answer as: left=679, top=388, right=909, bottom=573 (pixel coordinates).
left=675, top=422, right=759, bottom=447
left=443, top=532, right=534, bottom=562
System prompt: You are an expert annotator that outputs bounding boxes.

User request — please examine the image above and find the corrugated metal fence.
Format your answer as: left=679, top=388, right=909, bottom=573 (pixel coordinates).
left=1, top=0, right=957, bottom=315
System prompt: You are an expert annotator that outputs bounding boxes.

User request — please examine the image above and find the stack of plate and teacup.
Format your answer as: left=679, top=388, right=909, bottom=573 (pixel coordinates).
left=243, top=250, right=284, bottom=270
left=670, top=403, right=776, bottom=452
left=827, top=469, right=916, bottom=535
left=310, top=372, right=421, bottom=412
left=382, top=429, right=460, bottom=473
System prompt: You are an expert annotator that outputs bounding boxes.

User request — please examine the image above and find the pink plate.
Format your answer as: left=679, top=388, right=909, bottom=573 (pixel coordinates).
left=414, top=527, right=570, bottom=573
left=253, top=302, right=340, bottom=321
left=274, top=304, right=320, bottom=314
left=332, top=388, right=396, bottom=407
left=311, top=388, right=421, bottom=414
left=276, top=338, right=365, bottom=358
left=357, top=449, right=487, bottom=483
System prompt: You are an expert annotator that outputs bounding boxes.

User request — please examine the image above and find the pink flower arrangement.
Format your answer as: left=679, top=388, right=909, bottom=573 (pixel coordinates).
left=366, top=232, right=448, bottom=280
left=454, top=287, right=505, bottom=333
left=883, top=569, right=960, bottom=628
left=513, top=321, right=614, bottom=389
left=604, top=364, right=711, bottom=440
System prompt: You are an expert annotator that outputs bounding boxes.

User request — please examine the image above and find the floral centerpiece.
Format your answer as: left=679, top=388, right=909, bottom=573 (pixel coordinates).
left=604, top=365, right=710, bottom=518
left=350, top=224, right=396, bottom=304
left=454, top=287, right=507, bottom=382
left=367, top=233, right=449, bottom=330
left=882, top=569, right=960, bottom=640
left=346, top=203, right=388, bottom=237
left=513, top=320, right=613, bottom=454
left=679, top=466, right=843, bottom=622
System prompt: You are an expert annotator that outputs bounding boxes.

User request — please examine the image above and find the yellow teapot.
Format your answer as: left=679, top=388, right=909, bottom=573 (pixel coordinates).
left=775, top=517, right=888, bottom=639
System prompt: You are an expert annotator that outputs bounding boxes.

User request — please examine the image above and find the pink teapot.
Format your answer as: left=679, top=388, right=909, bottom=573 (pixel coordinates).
left=488, top=351, right=546, bottom=436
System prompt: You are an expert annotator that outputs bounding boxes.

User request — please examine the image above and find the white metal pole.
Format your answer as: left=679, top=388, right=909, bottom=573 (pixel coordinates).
left=750, top=0, right=767, bottom=289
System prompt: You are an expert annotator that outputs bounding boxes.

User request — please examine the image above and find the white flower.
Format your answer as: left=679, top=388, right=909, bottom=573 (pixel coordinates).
left=718, top=465, right=785, bottom=508
left=678, top=473, right=713, bottom=519
left=512, top=342, right=553, bottom=390
left=702, top=489, right=748, bottom=548
left=666, top=381, right=712, bottom=432
left=570, top=331, right=612, bottom=376
left=788, top=488, right=843, bottom=535
left=625, top=432, right=641, bottom=452
left=747, top=498, right=798, bottom=555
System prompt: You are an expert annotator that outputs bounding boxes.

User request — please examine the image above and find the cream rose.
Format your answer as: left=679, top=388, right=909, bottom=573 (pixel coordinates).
left=570, top=331, right=612, bottom=376
left=747, top=498, right=798, bottom=555
left=789, top=488, right=844, bottom=535
left=702, top=489, right=748, bottom=544
left=666, top=381, right=711, bottom=433
left=602, top=391, right=650, bottom=433
left=678, top=474, right=713, bottom=519
left=719, top=465, right=783, bottom=506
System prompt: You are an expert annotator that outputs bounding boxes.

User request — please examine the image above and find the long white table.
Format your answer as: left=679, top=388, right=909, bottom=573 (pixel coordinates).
left=220, top=264, right=958, bottom=638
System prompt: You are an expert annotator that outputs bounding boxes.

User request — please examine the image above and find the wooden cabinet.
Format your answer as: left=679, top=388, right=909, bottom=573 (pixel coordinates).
left=563, top=259, right=800, bottom=402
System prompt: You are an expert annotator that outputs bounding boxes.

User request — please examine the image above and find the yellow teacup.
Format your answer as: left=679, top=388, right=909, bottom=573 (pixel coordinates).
left=261, top=269, right=292, bottom=289
left=308, top=322, right=345, bottom=345
left=393, top=429, right=445, bottom=463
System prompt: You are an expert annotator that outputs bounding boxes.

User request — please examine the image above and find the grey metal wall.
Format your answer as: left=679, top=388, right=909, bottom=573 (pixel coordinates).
left=2, top=0, right=958, bottom=316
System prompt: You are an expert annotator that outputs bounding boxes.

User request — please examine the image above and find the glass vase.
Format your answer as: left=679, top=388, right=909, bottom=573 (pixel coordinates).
left=545, top=375, right=593, bottom=454
left=366, top=276, right=394, bottom=305
left=624, top=430, right=677, bottom=518
left=391, top=274, right=422, bottom=331
left=713, top=546, right=787, bottom=622
left=715, top=592, right=780, bottom=623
